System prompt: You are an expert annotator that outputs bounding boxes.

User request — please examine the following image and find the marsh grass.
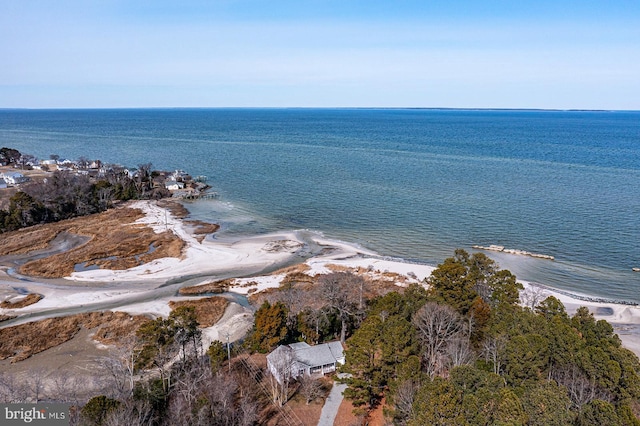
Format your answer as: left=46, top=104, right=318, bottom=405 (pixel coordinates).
left=0, top=204, right=185, bottom=278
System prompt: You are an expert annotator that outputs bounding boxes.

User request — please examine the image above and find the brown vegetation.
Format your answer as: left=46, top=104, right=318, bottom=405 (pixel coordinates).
left=248, top=267, right=401, bottom=309
left=156, top=199, right=190, bottom=218
left=168, top=296, right=229, bottom=327
left=270, top=263, right=312, bottom=276
left=325, top=264, right=406, bottom=297
left=333, top=399, right=362, bottom=426
left=281, top=271, right=315, bottom=286
left=0, top=293, right=42, bottom=309
left=0, top=204, right=185, bottom=278
left=185, top=220, right=220, bottom=243
left=0, top=223, right=61, bottom=255
left=179, top=278, right=234, bottom=295
left=0, top=311, right=149, bottom=362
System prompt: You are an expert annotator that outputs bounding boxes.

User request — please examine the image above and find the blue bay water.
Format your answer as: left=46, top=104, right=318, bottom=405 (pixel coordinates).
left=1, top=108, right=639, bottom=301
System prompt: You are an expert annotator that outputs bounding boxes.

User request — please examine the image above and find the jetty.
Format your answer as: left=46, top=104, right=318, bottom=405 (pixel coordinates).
left=173, top=191, right=219, bottom=200
left=472, top=244, right=555, bottom=260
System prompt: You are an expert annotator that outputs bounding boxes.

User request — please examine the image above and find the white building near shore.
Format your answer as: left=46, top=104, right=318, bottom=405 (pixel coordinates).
left=267, top=341, right=345, bottom=384
left=0, top=171, right=28, bottom=185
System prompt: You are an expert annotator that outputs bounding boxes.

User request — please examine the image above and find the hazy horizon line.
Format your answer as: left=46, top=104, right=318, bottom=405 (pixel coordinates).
left=1, top=106, right=637, bottom=113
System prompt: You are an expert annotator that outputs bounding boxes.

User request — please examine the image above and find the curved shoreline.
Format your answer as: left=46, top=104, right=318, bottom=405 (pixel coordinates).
left=528, top=281, right=639, bottom=306
left=2, top=200, right=640, bottom=358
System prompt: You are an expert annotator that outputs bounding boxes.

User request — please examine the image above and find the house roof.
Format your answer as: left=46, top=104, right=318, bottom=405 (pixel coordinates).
left=267, top=341, right=344, bottom=370
left=288, top=342, right=311, bottom=350
left=293, top=341, right=344, bottom=368
left=2, top=171, right=23, bottom=178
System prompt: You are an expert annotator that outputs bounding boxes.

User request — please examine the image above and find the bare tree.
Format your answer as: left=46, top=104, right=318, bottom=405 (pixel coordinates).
left=521, top=284, right=548, bottom=310
left=172, top=358, right=212, bottom=420
left=18, top=153, right=35, bottom=169
left=445, top=336, right=475, bottom=370
left=412, top=302, right=466, bottom=377
left=25, top=367, right=46, bottom=403
left=298, top=374, right=324, bottom=405
left=267, top=346, right=294, bottom=407
left=482, top=334, right=508, bottom=375
left=97, top=186, right=115, bottom=210
left=237, top=394, right=259, bottom=426
left=77, top=156, right=90, bottom=169
left=317, top=272, right=365, bottom=343
left=198, top=374, right=239, bottom=426
left=393, top=379, right=419, bottom=426
left=135, top=163, right=153, bottom=197
left=104, top=164, right=128, bottom=186
left=553, top=364, right=612, bottom=410
left=0, top=372, right=28, bottom=403
left=103, top=398, right=155, bottom=426
left=269, top=281, right=305, bottom=331
left=50, top=371, right=82, bottom=405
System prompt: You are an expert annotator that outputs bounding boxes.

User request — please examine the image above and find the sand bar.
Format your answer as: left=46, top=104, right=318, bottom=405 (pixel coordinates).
left=2, top=200, right=640, bottom=358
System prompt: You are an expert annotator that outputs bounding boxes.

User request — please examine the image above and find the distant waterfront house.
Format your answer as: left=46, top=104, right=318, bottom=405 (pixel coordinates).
left=40, top=159, right=59, bottom=170
left=1, top=171, right=28, bottom=185
left=173, top=170, right=190, bottom=181
left=165, top=180, right=185, bottom=191
left=267, top=341, right=345, bottom=384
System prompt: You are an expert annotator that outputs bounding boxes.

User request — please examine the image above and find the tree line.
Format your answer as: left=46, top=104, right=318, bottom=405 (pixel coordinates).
left=0, top=306, right=261, bottom=425
left=339, top=249, right=640, bottom=425
left=223, top=250, right=640, bottom=424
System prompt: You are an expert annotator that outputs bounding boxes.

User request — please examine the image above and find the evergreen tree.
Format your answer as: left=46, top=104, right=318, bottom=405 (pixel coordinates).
left=247, top=301, right=288, bottom=353
left=521, top=381, right=575, bottom=426
left=408, top=377, right=466, bottom=426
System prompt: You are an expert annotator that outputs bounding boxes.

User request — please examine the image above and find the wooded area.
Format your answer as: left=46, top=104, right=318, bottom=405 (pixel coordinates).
left=339, top=250, right=640, bottom=425
left=2, top=243, right=638, bottom=425
left=0, top=147, right=169, bottom=233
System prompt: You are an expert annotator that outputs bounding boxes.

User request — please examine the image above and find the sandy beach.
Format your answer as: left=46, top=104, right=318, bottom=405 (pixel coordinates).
left=2, top=199, right=640, bottom=360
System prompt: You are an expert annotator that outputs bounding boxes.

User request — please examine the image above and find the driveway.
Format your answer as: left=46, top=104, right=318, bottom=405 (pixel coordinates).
left=317, top=374, right=349, bottom=426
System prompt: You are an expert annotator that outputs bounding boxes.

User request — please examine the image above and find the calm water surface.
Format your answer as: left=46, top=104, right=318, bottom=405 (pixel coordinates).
left=1, top=109, right=639, bottom=301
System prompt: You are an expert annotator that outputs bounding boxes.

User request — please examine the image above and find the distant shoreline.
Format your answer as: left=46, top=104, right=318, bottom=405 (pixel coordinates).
left=1, top=107, right=637, bottom=112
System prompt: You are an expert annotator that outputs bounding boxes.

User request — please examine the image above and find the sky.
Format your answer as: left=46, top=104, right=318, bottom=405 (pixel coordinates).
left=1, top=0, right=639, bottom=109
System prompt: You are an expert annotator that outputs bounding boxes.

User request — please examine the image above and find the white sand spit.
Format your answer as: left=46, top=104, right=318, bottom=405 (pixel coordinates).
left=3, top=200, right=640, bottom=359
left=66, top=201, right=308, bottom=282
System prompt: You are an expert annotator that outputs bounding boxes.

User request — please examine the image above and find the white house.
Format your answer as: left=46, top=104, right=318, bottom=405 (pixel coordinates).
left=40, top=159, right=59, bottom=170
left=267, top=341, right=345, bottom=384
left=173, top=170, right=190, bottom=181
left=1, top=172, right=28, bottom=185
left=165, top=180, right=185, bottom=191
